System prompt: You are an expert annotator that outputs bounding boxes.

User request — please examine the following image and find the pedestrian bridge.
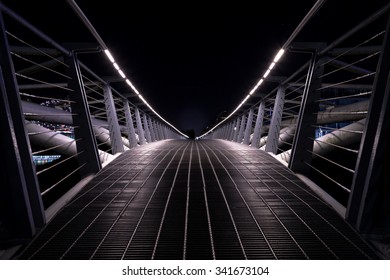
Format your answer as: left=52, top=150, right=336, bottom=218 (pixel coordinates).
left=0, top=1, right=389, bottom=260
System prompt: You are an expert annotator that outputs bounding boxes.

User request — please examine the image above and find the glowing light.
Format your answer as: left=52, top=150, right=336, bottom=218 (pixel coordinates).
left=139, top=94, right=148, bottom=105
left=198, top=47, right=286, bottom=139
left=242, top=95, right=250, bottom=104
left=104, top=49, right=115, bottom=63
left=102, top=38, right=188, bottom=138
left=118, top=70, right=126, bottom=78
left=256, top=78, right=264, bottom=87
left=126, top=79, right=140, bottom=95
left=125, top=79, right=132, bottom=87
left=273, top=48, right=285, bottom=63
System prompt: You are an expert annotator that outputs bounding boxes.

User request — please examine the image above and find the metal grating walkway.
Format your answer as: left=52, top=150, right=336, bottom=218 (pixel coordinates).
left=18, top=140, right=379, bottom=260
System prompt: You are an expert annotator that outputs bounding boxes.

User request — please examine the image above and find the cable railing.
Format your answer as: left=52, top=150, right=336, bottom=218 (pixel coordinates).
left=207, top=2, right=390, bottom=214
left=0, top=2, right=185, bottom=214
left=1, top=0, right=390, bottom=256
left=4, top=14, right=84, bottom=207
left=303, top=19, right=384, bottom=206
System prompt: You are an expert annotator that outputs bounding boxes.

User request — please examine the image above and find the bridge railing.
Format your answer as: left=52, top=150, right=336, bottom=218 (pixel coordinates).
left=206, top=3, right=390, bottom=243
left=0, top=2, right=183, bottom=246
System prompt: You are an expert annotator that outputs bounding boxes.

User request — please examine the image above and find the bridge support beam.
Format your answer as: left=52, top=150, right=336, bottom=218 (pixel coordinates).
left=123, top=100, right=138, bottom=148
left=158, top=123, right=165, bottom=140
left=232, top=118, right=240, bottom=142
left=288, top=52, right=325, bottom=174
left=155, top=120, right=162, bottom=141
left=224, top=124, right=230, bottom=140
left=227, top=121, right=234, bottom=141
left=0, top=10, right=45, bottom=245
left=236, top=114, right=246, bottom=143
left=163, top=125, right=169, bottom=139
left=143, top=114, right=152, bottom=143
left=243, top=108, right=254, bottom=145
left=66, top=52, right=102, bottom=177
left=224, top=123, right=231, bottom=140
left=134, top=107, right=146, bottom=145
left=103, top=84, right=124, bottom=154
left=347, top=14, right=390, bottom=237
left=252, top=102, right=265, bottom=148
left=147, top=117, right=156, bottom=142
left=266, top=85, right=286, bottom=154
left=152, top=122, right=158, bottom=140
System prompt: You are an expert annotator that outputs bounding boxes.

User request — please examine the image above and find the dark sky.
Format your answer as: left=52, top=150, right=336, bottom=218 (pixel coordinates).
left=2, top=0, right=389, bottom=136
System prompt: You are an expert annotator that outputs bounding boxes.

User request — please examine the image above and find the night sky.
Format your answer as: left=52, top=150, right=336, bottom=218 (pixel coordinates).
left=2, top=0, right=389, bottom=136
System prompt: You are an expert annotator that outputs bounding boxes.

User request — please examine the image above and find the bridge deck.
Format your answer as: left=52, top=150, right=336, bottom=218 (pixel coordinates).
left=18, top=140, right=379, bottom=260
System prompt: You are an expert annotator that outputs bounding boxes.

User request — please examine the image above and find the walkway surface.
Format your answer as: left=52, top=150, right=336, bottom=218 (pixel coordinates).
left=18, top=140, right=379, bottom=260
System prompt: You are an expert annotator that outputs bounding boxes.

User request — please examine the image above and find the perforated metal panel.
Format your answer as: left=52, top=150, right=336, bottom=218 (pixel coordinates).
left=18, top=140, right=379, bottom=260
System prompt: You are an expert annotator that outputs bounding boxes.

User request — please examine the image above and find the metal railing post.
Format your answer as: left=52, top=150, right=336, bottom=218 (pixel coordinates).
left=143, top=114, right=152, bottom=143
left=252, top=102, right=265, bottom=148
left=346, top=13, right=390, bottom=235
left=265, top=85, right=286, bottom=154
left=236, top=114, right=247, bottom=143
left=123, top=100, right=138, bottom=148
left=288, top=52, right=324, bottom=174
left=243, top=108, right=254, bottom=145
left=134, top=107, right=146, bottom=145
left=0, top=9, right=45, bottom=241
left=228, top=122, right=235, bottom=141
left=232, top=118, right=240, bottom=141
left=65, top=52, right=101, bottom=176
left=153, top=120, right=161, bottom=141
left=103, top=84, right=124, bottom=154
left=147, top=116, right=156, bottom=142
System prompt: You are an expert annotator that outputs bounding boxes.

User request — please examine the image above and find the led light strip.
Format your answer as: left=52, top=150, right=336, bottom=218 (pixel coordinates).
left=197, top=0, right=327, bottom=139
left=197, top=48, right=285, bottom=139
left=66, top=0, right=324, bottom=140
left=104, top=49, right=188, bottom=138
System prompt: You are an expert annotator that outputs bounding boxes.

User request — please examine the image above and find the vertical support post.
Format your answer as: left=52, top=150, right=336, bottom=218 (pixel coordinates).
left=158, top=123, right=165, bottom=140
left=166, top=127, right=172, bottom=139
left=213, top=128, right=219, bottom=139
left=123, top=100, right=138, bottom=148
left=232, top=119, right=239, bottom=141
left=148, top=117, right=156, bottom=142
left=221, top=125, right=228, bottom=139
left=243, top=108, right=254, bottom=145
left=252, top=102, right=265, bottom=148
left=229, top=119, right=238, bottom=141
left=162, top=125, right=168, bottom=139
left=166, top=128, right=171, bottom=139
left=103, top=84, right=124, bottom=154
left=143, top=114, right=152, bottom=143
left=236, top=114, right=246, bottom=143
left=134, top=107, right=146, bottom=145
left=153, top=120, right=161, bottom=141
left=288, top=52, right=324, bottom=174
left=225, top=122, right=233, bottom=140
left=347, top=14, right=390, bottom=235
left=0, top=10, right=45, bottom=242
left=265, top=85, right=286, bottom=154
left=66, top=52, right=101, bottom=176
left=229, top=122, right=234, bottom=140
